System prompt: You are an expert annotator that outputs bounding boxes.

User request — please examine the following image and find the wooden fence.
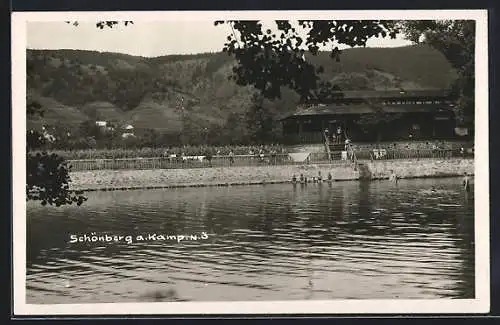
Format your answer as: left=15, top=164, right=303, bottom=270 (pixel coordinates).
left=67, top=152, right=349, bottom=171
left=65, top=149, right=472, bottom=171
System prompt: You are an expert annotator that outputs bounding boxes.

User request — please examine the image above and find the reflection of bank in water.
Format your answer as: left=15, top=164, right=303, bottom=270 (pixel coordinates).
left=140, top=288, right=188, bottom=302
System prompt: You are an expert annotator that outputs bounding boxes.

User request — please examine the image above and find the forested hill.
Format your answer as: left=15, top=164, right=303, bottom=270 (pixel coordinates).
left=27, top=44, right=457, bottom=136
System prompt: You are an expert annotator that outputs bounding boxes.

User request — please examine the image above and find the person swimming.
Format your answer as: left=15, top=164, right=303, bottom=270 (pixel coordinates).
left=292, top=174, right=297, bottom=183
left=327, top=172, right=333, bottom=182
left=299, top=173, right=305, bottom=184
left=317, top=171, right=323, bottom=182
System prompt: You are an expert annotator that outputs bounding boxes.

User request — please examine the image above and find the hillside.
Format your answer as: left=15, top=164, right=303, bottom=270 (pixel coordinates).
left=26, top=45, right=457, bottom=134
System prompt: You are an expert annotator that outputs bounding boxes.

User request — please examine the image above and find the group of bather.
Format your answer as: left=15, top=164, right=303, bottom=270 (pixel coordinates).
left=291, top=171, right=333, bottom=184
left=291, top=169, right=471, bottom=193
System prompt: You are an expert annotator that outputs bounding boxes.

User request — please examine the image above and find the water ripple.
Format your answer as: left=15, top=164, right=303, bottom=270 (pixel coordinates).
left=27, top=177, right=474, bottom=303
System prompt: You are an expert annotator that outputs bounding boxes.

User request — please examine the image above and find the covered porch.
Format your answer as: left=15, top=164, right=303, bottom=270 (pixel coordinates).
left=280, top=103, right=458, bottom=144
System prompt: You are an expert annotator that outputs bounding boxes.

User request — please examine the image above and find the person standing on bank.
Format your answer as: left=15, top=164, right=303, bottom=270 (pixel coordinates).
left=463, top=172, right=470, bottom=192
left=389, top=170, right=398, bottom=184
left=336, top=126, right=342, bottom=144
left=324, top=128, right=329, bottom=142
left=344, top=137, right=351, bottom=151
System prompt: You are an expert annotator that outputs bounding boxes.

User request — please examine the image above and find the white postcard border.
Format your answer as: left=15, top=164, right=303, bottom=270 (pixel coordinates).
left=12, top=9, right=490, bottom=315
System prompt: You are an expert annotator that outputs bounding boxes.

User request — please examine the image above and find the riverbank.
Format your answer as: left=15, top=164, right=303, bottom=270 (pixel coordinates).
left=69, top=163, right=357, bottom=191
left=364, top=158, right=474, bottom=180
left=68, top=158, right=474, bottom=191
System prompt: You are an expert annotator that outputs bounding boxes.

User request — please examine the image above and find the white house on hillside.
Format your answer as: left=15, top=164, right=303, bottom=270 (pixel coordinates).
left=121, top=124, right=135, bottom=139
left=95, top=121, right=107, bottom=127
left=122, top=124, right=135, bottom=139
left=122, top=132, right=135, bottom=139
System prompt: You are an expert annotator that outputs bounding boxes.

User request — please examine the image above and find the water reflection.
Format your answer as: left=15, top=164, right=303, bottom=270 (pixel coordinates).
left=26, top=178, right=474, bottom=303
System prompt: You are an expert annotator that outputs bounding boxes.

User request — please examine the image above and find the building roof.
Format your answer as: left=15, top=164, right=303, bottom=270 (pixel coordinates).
left=280, top=102, right=454, bottom=120
left=326, top=89, right=450, bottom=99
left=278, top=89, right=454, bottom=120
left=291, top=104, right=375, bottom=116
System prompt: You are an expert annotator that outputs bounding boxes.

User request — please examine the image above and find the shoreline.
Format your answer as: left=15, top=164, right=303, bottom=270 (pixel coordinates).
left=73, top=174, right=472, bottom=192
left=69, top=158, right=474, bottom=192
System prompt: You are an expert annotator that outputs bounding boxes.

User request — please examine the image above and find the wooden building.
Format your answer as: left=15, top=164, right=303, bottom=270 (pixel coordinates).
left=279, top=89, right=460, bottom=144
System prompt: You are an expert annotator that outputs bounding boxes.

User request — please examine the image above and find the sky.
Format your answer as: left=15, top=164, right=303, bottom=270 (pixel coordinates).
left=26, top=21, right=414, bottom=57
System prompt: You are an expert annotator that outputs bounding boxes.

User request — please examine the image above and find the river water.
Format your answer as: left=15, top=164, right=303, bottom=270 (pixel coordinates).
left=26, top=178, right=474, bottom=304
